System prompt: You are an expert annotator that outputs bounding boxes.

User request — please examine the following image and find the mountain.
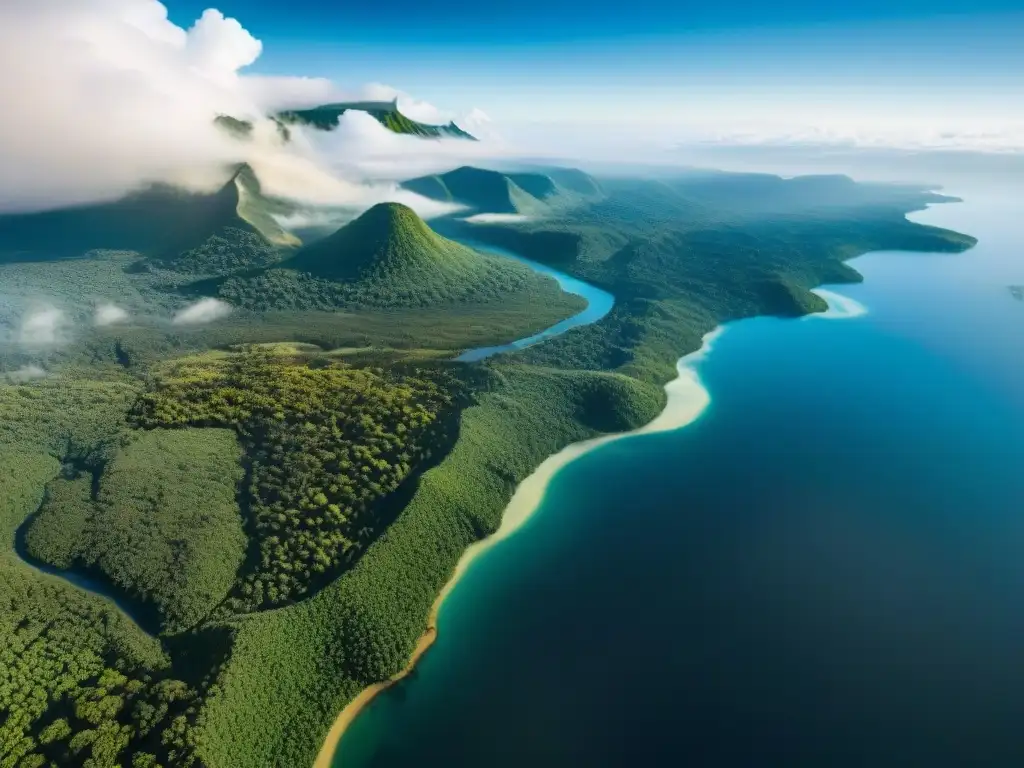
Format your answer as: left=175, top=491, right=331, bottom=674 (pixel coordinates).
left=401, top=166, right=595, bottom=215
left=211, top=202, right=567, bottom=310
left=513, top=166, right=604, bottom=197
left=286, top=202, right=475, bottom=281
left=0, top=164, right=297, bottom=266
left=658, top=171, right=950, bottom=216
left=275, top=99, right=477, bottom=140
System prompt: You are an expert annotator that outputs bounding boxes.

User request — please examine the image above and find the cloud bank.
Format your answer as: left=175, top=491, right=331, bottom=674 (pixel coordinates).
left=0, top=0, right=500, bottom=216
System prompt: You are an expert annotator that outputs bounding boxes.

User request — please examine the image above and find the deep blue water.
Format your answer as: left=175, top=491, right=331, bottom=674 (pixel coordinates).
left=335, top=188, right=1024, bottom=766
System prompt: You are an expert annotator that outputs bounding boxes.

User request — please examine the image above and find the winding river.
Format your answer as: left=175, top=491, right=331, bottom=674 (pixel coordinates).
left=453, top=237, right=614, bottom=362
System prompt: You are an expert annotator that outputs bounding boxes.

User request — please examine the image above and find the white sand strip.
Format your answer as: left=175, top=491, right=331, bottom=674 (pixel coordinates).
left=313, top=326, right=723, bottom=768
left=809, top=288, right=868, bottom=319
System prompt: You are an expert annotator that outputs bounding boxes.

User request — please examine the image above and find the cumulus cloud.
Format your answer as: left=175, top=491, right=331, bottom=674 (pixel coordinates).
left=0, top=1, right=260, bottom=210
left=172, top=298, right=232, bottom=325
left=0, top=1, right=499, bottom=216
left=95, top=303, right=129, bottom=326
left=18, top=307, right=67, bottom=346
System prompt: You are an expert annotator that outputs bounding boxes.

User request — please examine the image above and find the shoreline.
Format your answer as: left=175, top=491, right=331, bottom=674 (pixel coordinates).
left=312, top=326, right=725, bottom=768
left=809, top=288, right=868, bottom=320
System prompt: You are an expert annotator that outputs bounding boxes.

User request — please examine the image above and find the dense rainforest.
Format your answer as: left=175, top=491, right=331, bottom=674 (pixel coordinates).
left=0, top=166, right=976, bottom=768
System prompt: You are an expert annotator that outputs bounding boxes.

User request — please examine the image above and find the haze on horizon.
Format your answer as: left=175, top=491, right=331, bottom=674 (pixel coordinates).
left=0, top=0, right=1019, bottom=215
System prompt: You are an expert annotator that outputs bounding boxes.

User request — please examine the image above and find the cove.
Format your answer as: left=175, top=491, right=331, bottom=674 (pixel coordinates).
left=333, top=188, right=1024, bottom=766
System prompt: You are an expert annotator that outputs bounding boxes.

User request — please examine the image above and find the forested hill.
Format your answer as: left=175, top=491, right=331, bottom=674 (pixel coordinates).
left=285, top=202, right=470, bottom=282
left=215, top=100, right=477, bottom=141
left=0, top=163, right=296, bottom=264
left=207, top=202, right=585, bottom=312
left=278, top=100, right=477, bottom=140
left=401, top=166, right=601, bottom=215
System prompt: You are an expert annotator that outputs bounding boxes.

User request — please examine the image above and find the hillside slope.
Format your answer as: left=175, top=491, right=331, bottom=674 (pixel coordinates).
left=401, top=166, right=584, bottom=214
left=276, top=99, right=476, bottom=140
left=0, top=164, right=297, bottom=266
left=209, top=202, right=583, bottom=311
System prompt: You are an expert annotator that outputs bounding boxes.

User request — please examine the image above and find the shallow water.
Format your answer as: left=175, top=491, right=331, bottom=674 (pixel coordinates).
left=335, top=186, right=1024, bottom=767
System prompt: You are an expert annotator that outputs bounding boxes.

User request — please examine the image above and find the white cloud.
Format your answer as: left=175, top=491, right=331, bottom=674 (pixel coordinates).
left=459, top=108, right=498, bottom=139
left=6, top=365, right=48, bottom=383
left=358, top=83, right=451, bottom=125
left=272, top=190, right=465, bottom=233
left=18, top=307, right=66, bottom=346
left=95, top=303, right=129, bottom=326
left=0, top=1, right=497, bottom=216
left=463, top=213, right=534, bottom=224
left=302, top=110, right=514, bottom=183
left=172, top=298, right=232, bottom=325
left=183, top=9, right=262, bottom=87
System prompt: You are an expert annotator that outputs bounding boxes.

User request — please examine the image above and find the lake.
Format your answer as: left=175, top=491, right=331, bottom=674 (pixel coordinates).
left=335, top=184, right=1024, bottom=767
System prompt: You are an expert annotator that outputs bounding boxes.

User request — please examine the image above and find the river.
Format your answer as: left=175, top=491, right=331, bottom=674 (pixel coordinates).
left=452, top=236, right=614, bottom=362
left=332, top=185, right=1024, bottom=766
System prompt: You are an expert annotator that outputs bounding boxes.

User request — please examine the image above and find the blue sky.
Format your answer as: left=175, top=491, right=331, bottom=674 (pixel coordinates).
left=163, top=1, right=1024, bottom=150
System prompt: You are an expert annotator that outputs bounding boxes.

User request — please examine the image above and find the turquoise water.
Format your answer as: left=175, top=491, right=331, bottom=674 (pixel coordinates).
left=336, top=188, right=1024, bottom=766
left=453, top=238, right=614, bottom=362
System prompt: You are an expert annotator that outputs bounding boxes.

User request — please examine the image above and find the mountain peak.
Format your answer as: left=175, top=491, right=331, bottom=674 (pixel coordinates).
left=285, top=201, right=449, bottom=282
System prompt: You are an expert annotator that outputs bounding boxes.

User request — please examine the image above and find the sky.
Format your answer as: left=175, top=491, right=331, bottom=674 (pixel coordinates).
left=0, top=0, right=1019, bottom=215
left=157, top=0, right=1024, bottom=151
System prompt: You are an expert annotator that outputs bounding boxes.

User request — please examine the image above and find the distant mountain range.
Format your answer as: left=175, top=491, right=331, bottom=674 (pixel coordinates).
left=215, top=98, right=477, bottom=142
left=0, top=162, right=605, bottom=312
left=401, top=166, right=602, bottom=215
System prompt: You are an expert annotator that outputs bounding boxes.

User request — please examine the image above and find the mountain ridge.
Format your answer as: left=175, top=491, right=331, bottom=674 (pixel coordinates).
left=400, top=166, right=601, bottom=215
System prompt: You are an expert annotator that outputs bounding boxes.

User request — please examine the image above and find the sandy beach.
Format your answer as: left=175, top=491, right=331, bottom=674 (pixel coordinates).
left=312, top=326, right=724, bottom=768
left=809, top=288, right=868, bottom=319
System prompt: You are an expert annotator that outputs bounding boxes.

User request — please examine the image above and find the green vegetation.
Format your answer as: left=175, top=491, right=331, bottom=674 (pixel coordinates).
left=442, top=174, right=976, bottom=384
left=162, top=228, right=284, bottom=275
left=207, top=203, right=584, bottom=312
left=0, top=164, right=297, bottom=263
left=24, top=428, right=247, bottom=634
left=0, top=165, right=978, bottom=768
left=213, top=115, right=253, bottom=139
left=401, top=166, right=565, bottom=214
left=133, top=352, right=471, bottom=610
left=0, top=373, right=204, bottom=768
left=275, top=102, right=477, bottom=140
left=191, top=363, right=664, bottom=767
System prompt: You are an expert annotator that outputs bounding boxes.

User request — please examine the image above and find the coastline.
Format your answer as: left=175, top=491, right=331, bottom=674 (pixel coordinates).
left=312, top=326, right=725, bottom=768
left=809, top=288, right=868, bottom=320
